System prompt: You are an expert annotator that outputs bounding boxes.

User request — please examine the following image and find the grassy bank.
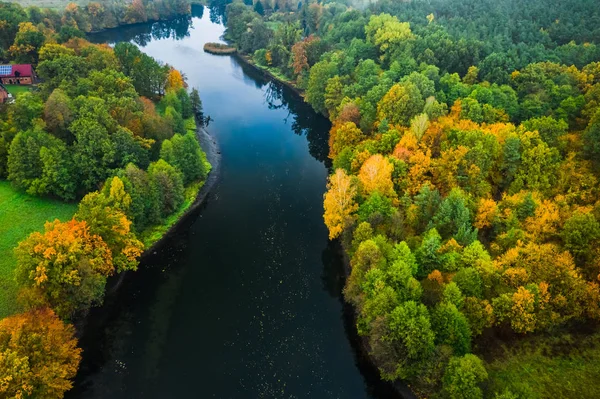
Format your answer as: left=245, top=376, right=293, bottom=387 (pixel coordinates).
left=0, top=181, right=77, bottom=318
left=483, top=330, right=600, bottom=398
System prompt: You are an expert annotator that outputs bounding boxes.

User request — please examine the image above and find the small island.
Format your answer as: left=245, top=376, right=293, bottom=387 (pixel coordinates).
left=203, top=42, right=237, bottom=55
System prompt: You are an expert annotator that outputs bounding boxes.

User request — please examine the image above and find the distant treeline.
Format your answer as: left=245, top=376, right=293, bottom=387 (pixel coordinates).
left=0, top=0, right=191, bottom=60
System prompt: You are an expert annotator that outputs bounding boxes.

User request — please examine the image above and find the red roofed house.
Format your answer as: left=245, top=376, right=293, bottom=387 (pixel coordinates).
left=0, top=64, right=37, bottom=85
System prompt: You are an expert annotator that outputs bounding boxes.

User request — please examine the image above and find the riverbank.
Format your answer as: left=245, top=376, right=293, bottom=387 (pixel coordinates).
left=233, top=53, right=306, bottom=98
left=141, top=124, right=221, bottom=257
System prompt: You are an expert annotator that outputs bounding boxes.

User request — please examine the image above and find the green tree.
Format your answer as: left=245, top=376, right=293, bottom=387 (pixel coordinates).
left=71, top=117, right=115, bottom=191
left=432, top=302, right=472, bottom=355
left=561, top=211, right=600, bottom=268
left=76, top=188, right=143, bottom=273
left=377, top=82, right=424, bottom=126
left=148, top=159, right=185, bottom=218
left=160, top=131, right=208, bottom=184
left=442, top=354, right=488, bottom=399
left=44, top=89, right=74, bottom=142
left=370, top=301, right=435, bottom=380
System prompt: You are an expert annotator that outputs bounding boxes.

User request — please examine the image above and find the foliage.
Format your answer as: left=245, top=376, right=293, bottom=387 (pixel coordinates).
left=0, top=307, right=81, bottom=399
left=14, top=219, right=113, bottom=319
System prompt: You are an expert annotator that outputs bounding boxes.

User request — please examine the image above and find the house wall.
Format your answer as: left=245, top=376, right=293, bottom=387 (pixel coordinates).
left=0, top=90, right=8, bottom=103
left=1, top=77, right=32, bottom=85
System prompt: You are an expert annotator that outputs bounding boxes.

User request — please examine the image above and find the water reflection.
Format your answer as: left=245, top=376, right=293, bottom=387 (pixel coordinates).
left=89, top=13, right=194, bottom=45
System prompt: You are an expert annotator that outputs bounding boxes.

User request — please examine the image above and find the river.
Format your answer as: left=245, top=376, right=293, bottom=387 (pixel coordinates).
left=70, top=6, right=397, bottom=398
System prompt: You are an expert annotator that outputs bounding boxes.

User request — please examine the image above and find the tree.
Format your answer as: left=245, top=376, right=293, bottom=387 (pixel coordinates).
left=9, top=22, right=45, bottom=64
left=166, top=68, right=185, bottom=92
left=510, top=142, right=560, bottom=195
left=358, top=191, right=394, bottom=227
left=442, top=354, right=488, bottom=399
left=160, top=131, right=208, bottom=184
left=377, top=83, right=424, bottom=126
left=328, top=122, right=364, bottom=160
left=44, top=89, right=74, bottom=142
left=254, top=0, right=265, bottom=16
left=432, top=302, right=472, bottom=355
left=306, top=59, right=339, bottom=115
left=9, top=92, right=44, bottom=131
left=410, top=113, right=430, bottom=141
left=71, top=117, right=115, bottom=191
left=415, top=228, right=443, bottom=279
left=370, top=301, right=435, bottom=380
left=358, top=154, right=395, bottom=197
left=190, top=88, right=204, bottom=122
left=522, top=116, right=568, bottom=148
left=0, top=308, right=81, bottom=399
left=15, top=219, right=114, bottom=318
left=323, top=169, right=358, bottom=240
left=76, top=187, right=143, bottom=273
left=148, top=159, right=185, bottom=218
left=561, top=211, right=600, bottom=268
left=365, top=14, right=415, bottom=65
left=433, top=188, right=477, bottom=246
left=119, top=163, right=160, bottom=231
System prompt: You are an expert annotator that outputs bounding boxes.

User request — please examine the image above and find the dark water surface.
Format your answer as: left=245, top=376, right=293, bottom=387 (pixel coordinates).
left=72, top=6, right=395, bottom=399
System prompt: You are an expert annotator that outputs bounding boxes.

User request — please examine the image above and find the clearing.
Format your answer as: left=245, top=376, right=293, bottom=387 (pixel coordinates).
left=0, top=180, right=77, bottom=318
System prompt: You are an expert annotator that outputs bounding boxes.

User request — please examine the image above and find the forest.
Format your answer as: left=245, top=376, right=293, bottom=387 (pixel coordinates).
left=221, top=0, right=600, bottom=397
left=0, top=1, right=210, bottom=397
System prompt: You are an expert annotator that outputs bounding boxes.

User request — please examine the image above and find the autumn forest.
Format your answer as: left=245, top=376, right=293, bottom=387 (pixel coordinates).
left=1, top=0, right=600, bottom=398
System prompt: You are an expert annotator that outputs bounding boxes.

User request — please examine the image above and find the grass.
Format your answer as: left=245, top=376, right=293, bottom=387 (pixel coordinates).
left=483, top=330, right=600, bottom=398
left=4, top=85, right=31, bottom=97
left=0, top=181, right=77, bottom=319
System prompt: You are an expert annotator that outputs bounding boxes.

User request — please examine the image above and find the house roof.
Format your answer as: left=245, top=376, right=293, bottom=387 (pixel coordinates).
left=0, top=64, right=34, bottom=77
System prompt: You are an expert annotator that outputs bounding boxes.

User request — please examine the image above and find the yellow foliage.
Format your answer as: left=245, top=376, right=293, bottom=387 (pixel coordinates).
left=358, top=154, right=395, bottom=197
left=406, top=149, right=432, bottom=195
left=166, top=68, right=185, bottom=92
left=475, top=198, right=498, bottom=229
left=511, top=286, right=536, bottom=333
left=0, top=308, right=81, bottom=399
left=323, top=169, right=358, bottom=240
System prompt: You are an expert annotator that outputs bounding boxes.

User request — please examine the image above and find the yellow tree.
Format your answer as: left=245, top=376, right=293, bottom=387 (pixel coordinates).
left=15, top=219, right=114, bottom=318
left=324, top=169, right=358, bottom=240
left=328, top=121, right=365, bottom=160
left=511, top=286, right=536, bottom=333
left=474, top=198, right=498, bottom=229
left=358, top=154, right=395, bottom=197
left=166, top=68, right=185, bottom=92
left=0, top=308, right=81, bottom=399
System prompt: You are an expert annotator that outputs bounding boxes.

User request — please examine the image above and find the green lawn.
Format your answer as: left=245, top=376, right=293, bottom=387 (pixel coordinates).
left=0, top=180, right=77, bottom=319
left=4, top=84, right=30, bottom=97
left=483, top=330, right=600, bottom=398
